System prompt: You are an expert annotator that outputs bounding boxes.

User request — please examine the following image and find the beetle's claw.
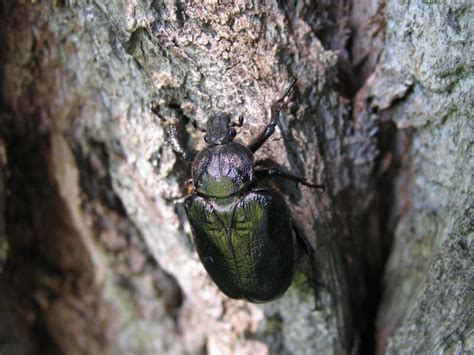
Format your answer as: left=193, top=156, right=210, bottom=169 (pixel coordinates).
left=151, top=102, right=162, bottom=116
left=278, top=78, right=297, bottom=103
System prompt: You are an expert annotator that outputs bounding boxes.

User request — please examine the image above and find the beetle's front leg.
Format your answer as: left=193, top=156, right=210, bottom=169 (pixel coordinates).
left=255, top=166, right=325, bottom=191
left=247, top=79, right=297, bottom=153
left=247, top=104, right=280, bottom=153
left=152, top=105, right=197, bottom=162
left=163, top=124, right=197, bottom=162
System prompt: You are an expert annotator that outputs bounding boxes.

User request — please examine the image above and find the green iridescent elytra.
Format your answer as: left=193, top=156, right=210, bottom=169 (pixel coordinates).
left=185, top=185, right=296, bottom=302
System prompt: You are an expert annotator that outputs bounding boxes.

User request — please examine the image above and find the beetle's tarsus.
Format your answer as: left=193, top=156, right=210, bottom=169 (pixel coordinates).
left=278, top=77, right=297, bottom=103
left=192, top=119, right=206, bottom=132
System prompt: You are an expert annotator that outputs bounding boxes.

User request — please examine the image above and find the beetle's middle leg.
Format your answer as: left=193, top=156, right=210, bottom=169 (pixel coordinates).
left=255, top=167, right=325, bottom=191
left=247, top=79, right=297, bottom=153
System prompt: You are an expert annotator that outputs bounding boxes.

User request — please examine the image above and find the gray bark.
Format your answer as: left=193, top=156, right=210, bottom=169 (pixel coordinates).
left=0, top=1, right=472, bottom=355
left=369, top=2, right=473, bottom=354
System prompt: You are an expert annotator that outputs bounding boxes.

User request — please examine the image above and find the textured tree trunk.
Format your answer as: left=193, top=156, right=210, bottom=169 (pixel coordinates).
left=0, top=1, right=471, bottom=355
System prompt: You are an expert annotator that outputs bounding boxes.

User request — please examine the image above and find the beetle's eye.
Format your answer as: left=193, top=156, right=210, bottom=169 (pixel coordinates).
left=204, top=136, right=210, bottom=144
left=230, top=129, right=236, bottom=138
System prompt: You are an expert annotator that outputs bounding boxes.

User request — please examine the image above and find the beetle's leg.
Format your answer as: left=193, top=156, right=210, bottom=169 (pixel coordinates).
left=163, top=124, right=197, bottom=161
left=192, top=119, right=206, bottom=132
left=293, top=226, right=323, bottom=310
left=247, top=79, right=297, bottom=153
left=246, top=105, right=278, bottom=153
left=184, top=178, right=194, bottom=193
left=255, top=167, right=325, bottom=191
left=152, top=108, right=196, bottom=162
left=166, top=180, right=194, bottom=204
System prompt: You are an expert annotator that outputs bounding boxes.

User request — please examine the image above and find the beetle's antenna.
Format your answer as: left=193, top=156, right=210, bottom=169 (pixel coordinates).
left=192, top=119, right=206, bottom=132
left=229, top=115, right=244, bottom=127
left=279, top=78, right=297, bottom=103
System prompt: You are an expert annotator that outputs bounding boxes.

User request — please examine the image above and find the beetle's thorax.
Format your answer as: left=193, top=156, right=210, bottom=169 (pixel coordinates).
left=192, top=141, right=254, bottom=198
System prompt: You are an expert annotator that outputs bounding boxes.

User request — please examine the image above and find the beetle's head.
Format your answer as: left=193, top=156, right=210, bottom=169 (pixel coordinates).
left=204, top=113, right=236, bottom=146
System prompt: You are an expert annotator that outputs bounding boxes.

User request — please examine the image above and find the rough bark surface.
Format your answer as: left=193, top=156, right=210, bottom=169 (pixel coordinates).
left=365, top=2, right=474, bottom=354
left=0, top=1, right=471, bottom=355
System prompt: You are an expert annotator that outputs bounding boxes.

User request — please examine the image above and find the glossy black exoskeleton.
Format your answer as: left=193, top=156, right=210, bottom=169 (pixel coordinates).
left=158, top=80, right=324, bottom=302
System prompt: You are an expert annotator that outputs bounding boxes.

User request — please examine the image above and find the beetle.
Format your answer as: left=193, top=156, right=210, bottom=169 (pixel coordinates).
left=158, top=80, right=324, bottom=302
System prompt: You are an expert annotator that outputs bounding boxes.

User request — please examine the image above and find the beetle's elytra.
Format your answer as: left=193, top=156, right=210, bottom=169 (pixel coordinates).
left=158, top=80, right=324, bottom=302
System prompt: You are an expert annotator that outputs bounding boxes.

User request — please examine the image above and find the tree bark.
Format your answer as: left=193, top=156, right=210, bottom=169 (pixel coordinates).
left=0, top=1, right=471, bottom=355
left=367, top=2, right=473, bottom=354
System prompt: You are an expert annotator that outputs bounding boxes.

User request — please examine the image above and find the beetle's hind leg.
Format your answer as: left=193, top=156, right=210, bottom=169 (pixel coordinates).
left=293, top=225, right=325, bottom=310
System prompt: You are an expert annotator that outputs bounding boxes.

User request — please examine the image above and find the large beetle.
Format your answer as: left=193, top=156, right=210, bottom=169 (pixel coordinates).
left=159, top=80, right=324, bottom=302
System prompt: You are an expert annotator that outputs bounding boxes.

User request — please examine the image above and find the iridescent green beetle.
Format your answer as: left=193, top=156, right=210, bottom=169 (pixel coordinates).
left=161, top=80, right=324, bottom=302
